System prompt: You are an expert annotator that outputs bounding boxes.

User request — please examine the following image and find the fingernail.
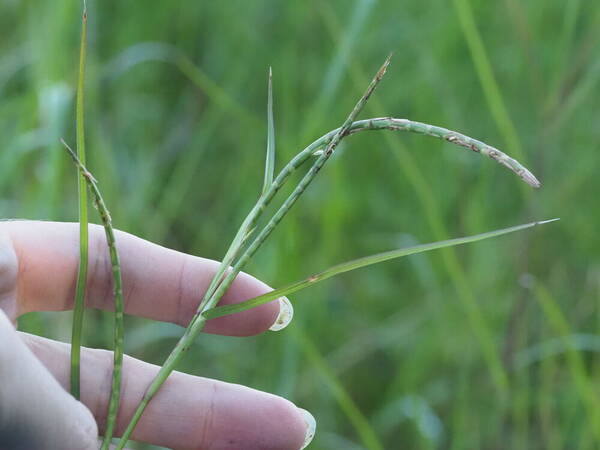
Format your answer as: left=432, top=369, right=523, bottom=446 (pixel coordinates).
left=269, top=297, right=293, bottom=331
left=298, top=408, right=316, bottom=449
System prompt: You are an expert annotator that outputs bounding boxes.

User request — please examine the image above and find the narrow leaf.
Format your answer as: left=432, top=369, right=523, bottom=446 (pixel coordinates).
left=70, top=3, right=88, bottom=400
left=262, top=66, right=275, bottom=195
left=203, top=219, right=559, bottom=320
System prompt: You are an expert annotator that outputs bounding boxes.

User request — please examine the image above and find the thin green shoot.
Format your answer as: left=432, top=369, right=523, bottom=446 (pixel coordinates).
left=61, top=139, right=125, bottom=449
left=263, top=66, right=275, bottom=195
left=70, top=3, right=88, bottom=400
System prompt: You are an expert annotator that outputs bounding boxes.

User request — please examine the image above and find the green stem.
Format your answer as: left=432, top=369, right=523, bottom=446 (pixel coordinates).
left=61, top=140, right=125, bottom=449
left=70, top=4, right=88, bottom=400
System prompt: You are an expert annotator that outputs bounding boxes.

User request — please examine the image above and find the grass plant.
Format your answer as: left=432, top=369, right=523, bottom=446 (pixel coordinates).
left=4, top=2, right=596, bottom=448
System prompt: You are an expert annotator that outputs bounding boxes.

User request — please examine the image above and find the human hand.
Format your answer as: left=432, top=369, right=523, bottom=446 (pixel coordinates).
left=0, top=221, right=314, bottom=450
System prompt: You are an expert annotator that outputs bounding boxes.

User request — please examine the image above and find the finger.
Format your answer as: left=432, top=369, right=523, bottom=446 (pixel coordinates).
left=21, top=332, right=314, bottom=450
left=0, top=311, right=98, bottom=450
left=5, top=220, right=287, bottom=336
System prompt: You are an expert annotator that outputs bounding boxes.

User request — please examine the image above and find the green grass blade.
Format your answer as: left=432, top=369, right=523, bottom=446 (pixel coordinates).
left=299, top=0, right=375, bottom=140
left=61, top=140, right=125, bottom=449
left=544, top=0, right=583, bottom=114
left=529, top=277, right=600, bottom=444
left=292, top=325, right=384, bottom=450
left=204, top=219, right=558, bottom=320
left=102, top=41, right=258, bottom=126
left=296, top=10, right=536, bottom=393
left=452, top=0, right=524, bottom=162
left=262, top=67, right=275, bottom=195
left=70, top=3, right=88, bottom=400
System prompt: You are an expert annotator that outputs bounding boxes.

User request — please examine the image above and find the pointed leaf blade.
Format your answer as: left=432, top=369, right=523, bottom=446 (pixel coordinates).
left=262, top=67, right=275, bottom=195
left=203, top=219, right=559, bottom=320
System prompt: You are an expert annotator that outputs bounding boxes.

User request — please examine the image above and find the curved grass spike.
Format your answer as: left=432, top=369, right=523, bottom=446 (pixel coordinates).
left=61, top=140, right=124, bottom=449
left=117, top=55, right=541, bottom=447
left=70, top=2, right=88, bottom=400
left=347, top=118, right=540, bottom=187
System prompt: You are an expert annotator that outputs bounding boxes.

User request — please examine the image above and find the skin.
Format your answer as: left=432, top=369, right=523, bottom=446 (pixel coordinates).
left=0, top=221, right=307, bottom=450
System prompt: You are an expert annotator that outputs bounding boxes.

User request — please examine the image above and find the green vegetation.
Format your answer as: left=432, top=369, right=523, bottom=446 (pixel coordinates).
left=2, top=1, right=599, bottom=449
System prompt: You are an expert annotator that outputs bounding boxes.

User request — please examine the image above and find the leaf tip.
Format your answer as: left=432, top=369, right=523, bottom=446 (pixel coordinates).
left=536, top=218, right=560, bottom=226
left=60, top=138, right=75, bottom=156
left=377, top=54, right=393, bottom=80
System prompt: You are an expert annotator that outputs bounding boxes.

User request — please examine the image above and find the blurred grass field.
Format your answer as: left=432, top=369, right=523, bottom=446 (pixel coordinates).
left=2, top=0, right=600, bottom=448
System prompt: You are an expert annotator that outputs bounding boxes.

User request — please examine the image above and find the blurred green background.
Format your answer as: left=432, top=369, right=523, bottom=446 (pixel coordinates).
left=2, top=0, right=599, bottom=448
